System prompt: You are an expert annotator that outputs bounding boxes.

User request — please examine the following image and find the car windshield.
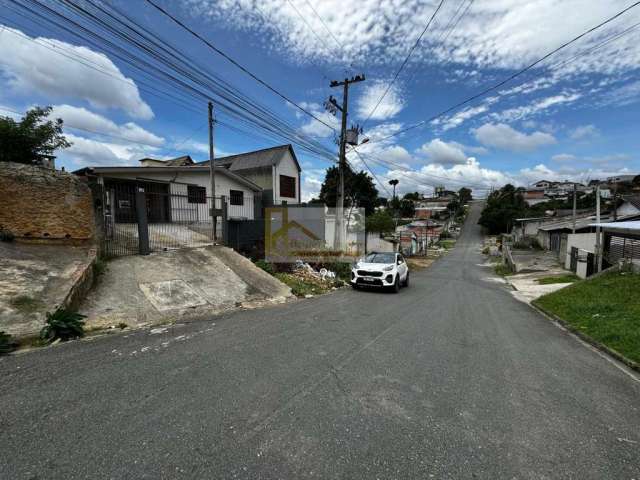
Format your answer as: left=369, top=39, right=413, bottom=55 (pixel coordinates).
left=363, top=253, right=396, bottom=264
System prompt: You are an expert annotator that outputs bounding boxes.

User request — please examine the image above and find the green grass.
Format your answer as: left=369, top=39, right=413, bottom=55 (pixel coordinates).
left=440, top=239, right=457, bottom=250
left=534, top=272, right=640, bottom=364
left=494, top=263, right=513, bottom=276
left=274, top=273, right=341, bottom=297
left=537, top=274, right=580, bottom=285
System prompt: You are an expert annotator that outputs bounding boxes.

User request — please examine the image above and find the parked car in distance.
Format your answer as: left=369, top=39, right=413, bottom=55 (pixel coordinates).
left=350, top=252, right=409, bottom=292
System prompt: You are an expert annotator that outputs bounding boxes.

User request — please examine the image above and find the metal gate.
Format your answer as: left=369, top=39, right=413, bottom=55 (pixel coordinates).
left=569, top=247, right=578, bottom=273
left=101, top=179, right=224, bottom=257
left=604, top=232, right=640, bottom=267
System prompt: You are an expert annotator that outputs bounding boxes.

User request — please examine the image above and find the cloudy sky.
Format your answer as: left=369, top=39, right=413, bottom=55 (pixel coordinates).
left=1, top=0, right=639, bottom=199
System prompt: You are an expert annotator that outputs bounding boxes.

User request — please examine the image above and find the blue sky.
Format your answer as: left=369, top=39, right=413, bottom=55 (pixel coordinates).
left=1, top=0, right=639, bottom=199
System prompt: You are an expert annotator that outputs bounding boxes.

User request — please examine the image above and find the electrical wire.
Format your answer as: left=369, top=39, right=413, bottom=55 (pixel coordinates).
left=362, top=0, right=447, bottom=126
left=368, top=0, right=640, bottom=145
left=143, top=0, right=336, bottom=131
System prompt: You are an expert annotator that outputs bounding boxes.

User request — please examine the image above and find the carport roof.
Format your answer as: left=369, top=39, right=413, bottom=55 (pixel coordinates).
left=74, top=165, right=262, bottom=191
left=588, top=221, right=640, bottom=235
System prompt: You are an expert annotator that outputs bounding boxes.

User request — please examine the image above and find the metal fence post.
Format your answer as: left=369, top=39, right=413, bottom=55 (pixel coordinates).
left=135, top=187, right=150, bottom=255
left=221, top=195, right=228, bottom=245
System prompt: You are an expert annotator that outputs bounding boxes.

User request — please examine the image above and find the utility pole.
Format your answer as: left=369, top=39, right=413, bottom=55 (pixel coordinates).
left=325, top=74, right=365, bottom=252
left=208, top=101, right=217, bottom=242
left=595, top=184, right=602, bottom=273
left=612, top=181, right=618, bottom=221
left=571, top=183, right=577, bottom=234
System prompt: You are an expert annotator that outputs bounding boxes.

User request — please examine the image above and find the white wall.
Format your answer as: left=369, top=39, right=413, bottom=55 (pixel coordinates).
left=564, top=232, right=596, bottom=269
left=102, top=170, right=256, bottom=220
left=273, top=151, right=300, bottom=204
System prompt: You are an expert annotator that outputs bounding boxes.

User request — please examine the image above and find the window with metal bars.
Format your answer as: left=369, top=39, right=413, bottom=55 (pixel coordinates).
left=230, top=190, right=244, bottom=206
left=187, top=185, right=206, bottom=204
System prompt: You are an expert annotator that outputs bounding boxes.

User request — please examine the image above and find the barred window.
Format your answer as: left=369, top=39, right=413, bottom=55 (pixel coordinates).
left=230, top=190, right=244, bottom=206
left=187, top=185, right=206, bottom=204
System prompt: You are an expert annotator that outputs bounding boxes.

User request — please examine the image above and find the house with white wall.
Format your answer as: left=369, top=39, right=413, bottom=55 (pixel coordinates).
left=75, top=165, right=262, bottom=223
left=199, top=144, right=301, bottom=206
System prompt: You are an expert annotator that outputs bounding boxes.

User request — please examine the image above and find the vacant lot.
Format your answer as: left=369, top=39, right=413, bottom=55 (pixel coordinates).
left=535, top=271, right=640, bottom=364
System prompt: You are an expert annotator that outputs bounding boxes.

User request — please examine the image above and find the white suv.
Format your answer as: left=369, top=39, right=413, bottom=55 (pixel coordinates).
left=350, top=252, right=409, bottom=292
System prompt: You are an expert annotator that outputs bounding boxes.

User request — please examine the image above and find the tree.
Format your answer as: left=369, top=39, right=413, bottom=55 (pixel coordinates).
left=458, top=187, right=472, bottom=204
left=399, top=198, right=415, bottom=218
left=318, top=164, right=379, bottom=215
left=478, top=184, right=528, bottom=234
left=365, top=209, right=395, bottom=233
left=403, top=191, right=421, bottom=201
left=0, top=107, right=71, bottom=164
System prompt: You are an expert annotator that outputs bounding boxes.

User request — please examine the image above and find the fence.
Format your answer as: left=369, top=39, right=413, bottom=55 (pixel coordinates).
left=101, top=181, right=225, bottom=257
left=603, top=231, right=640, bottom=267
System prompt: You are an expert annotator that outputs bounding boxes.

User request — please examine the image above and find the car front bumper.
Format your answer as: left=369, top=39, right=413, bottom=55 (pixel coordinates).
left=350, top=269, right=396, bottom=287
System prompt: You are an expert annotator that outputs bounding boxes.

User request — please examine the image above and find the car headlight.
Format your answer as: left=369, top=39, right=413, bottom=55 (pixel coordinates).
left=383, top=265, right=394, bottom=271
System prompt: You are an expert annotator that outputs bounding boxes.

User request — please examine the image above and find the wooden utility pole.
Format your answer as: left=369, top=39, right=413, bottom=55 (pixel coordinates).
left=208, top=101, right=217, bottom=241
left=326, top=74, right=365, bottom=251
left=571, top=183, right=577, bottom=234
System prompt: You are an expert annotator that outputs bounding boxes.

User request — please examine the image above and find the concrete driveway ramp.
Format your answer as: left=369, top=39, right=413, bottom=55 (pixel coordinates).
left=81, top=246, right=291, bottom=330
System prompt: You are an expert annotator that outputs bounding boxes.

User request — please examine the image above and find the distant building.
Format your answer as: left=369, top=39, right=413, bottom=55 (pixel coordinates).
left=606, top=174, right=637, bottom=184
left=616, top=196, right=640, bottom=217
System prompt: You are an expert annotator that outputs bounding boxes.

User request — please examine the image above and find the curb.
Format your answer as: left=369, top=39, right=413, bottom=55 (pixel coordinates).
left=530, top=300, right=640, bottom=374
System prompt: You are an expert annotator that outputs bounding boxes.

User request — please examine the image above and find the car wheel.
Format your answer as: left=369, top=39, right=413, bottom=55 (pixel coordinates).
left=351, top=283, right=359, bottom=290
left=403, top=272, right=409, bottom=287
left=392, top=276, right=400, bottom=293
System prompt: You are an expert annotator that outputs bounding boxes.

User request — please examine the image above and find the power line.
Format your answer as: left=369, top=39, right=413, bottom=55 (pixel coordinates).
left=302, top=0, right=349, bottom=65
left=368, top=0, right=640, bottom=145
left=352, top=149, right=393, bottom=197
left=8, top=0, right=339, bottom=163
left=362, top=0, right=446, bottom=126
left=143, top=0, right=336, bottom=131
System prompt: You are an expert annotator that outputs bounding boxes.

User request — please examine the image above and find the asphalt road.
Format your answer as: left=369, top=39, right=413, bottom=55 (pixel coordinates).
left=2, top=203, right=639, bottom=479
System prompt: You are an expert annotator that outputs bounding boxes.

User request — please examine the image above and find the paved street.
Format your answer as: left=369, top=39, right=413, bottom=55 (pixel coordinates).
left=1, top=203, right=639, bottom=479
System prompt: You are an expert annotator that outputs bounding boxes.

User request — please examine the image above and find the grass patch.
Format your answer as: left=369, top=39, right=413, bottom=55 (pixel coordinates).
left=274, top=273, right=341, bottom=297
left=537, top=274, right=579, bottom=285
left=494, top=263, right=513, bottom=276
left=440, top=239, right=456, bottom=250
left=534, top=271, right=640, bottom=364
left=9, top=295, right=44, bottom=313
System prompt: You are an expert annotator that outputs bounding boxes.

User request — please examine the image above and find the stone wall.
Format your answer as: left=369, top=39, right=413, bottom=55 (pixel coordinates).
left=0, top=162, right=95, bottom=243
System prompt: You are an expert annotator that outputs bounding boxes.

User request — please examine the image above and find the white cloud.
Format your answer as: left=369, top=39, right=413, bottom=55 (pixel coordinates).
left=50, top=105, right=163, bottom=146
left=491, top=92, right=582, bottom=123
left=474, top=123, right=556, bottom=152
left=185, top=0, right=640, bottom=79
left=355, top=81, right=405, bottom=121
left=552, top=153, right=577, bottom=163
left=418, top=139, right=468, bottom=165
left=569, top=124, right=600, bottom=140
left=61, top=134, right=149, bottom=167
left=0, top=26, right=152, bottom=119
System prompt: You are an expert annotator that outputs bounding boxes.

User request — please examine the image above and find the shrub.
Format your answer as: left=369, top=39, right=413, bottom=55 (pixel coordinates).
left=93, top=258, right=108, bottom=277
left=255, top=259, right=275, bottom=275
left=0, top=331, right=15, bottom=355
left=40, top=309, right=86, bottom=343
